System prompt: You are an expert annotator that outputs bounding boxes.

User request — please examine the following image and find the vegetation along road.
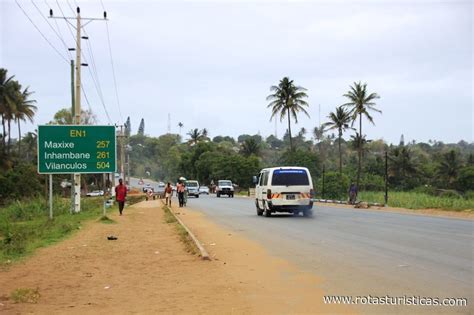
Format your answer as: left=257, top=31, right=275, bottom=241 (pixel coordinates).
left=179, top=194, right=473, bottom=314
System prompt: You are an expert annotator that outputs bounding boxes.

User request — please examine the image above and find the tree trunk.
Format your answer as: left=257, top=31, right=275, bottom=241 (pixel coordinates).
left=1, top=116, right=5, bottom=152
left=357, top=113, right=362, bottom=189
left=287, top=108, right=293, bottom=151
left=17, top=118, right=21, bottom=156
left=7, top=118, right=11, bottom=154
left=338, top=129, right=342, bottom=176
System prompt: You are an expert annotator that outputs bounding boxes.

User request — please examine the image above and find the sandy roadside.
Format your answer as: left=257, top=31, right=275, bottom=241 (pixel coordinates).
left=0, top=199, right=353, bottom=314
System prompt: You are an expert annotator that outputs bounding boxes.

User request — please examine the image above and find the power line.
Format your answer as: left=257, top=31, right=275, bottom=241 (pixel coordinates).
left=83, top=29, right=112, bottom=124
left=52, top=1, right=111, bottom=124
left=31, top=0, right=72, bottom=59
left=15, top=0, right=69, bottom=63
left=101, top=0, right=123, bottom=123
left=65, top=0, right=75, bottom=15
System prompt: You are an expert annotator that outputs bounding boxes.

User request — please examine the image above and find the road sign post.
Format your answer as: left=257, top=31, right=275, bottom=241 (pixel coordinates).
left=38, top=125, right=116, bottom=213
left=38, top=125, right=116, bottom=174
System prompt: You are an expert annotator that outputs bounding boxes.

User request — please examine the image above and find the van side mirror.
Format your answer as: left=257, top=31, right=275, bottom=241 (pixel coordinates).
left=252, top=176, right=258, bottom=184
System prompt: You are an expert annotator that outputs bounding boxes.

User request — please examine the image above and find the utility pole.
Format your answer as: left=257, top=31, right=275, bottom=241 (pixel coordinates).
left=50, top=7, right=108, bottom=213
left=73, top=7, right=82, bottom=213
left=117, top=125, right=125, bottom=181
left=70, top=59, right=75, bottom=213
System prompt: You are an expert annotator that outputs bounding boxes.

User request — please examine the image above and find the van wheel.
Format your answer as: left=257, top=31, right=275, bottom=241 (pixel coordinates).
left=303, top=209, right=313, bottom=217
left=217, top=193, right=220, bottom=198
left=256, top=200, right=263, bottom=216
left=263, top=202, right=271, bottom=217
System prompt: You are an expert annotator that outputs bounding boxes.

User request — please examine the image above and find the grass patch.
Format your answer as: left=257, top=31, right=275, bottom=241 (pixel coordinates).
left=162, top=205, right=198, bottom=255
left=99, top=216, right=116, bottom=224
left=358, top=191, right=474, bottom=211
left=0, top=197, right=104, bottom=265
left=10, top=287, right=40, bottom=303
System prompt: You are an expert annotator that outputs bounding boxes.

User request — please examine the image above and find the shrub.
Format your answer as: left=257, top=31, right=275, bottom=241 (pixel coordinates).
left=317, top=172, right=349, bottom=200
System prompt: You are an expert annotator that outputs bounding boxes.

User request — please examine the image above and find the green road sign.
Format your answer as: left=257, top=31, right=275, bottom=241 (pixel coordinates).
left=38, top=125, right=116, bottom=174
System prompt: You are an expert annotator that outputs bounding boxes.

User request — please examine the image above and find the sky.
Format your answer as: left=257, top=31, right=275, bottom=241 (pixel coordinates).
left=1, top=0, right=472, bottom=145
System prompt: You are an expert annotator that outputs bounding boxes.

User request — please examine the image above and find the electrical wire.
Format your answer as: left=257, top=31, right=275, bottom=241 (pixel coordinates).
left=101, top=0, right=124, bottom=123
left=31, top=0, right=72, bottom=59
left=54, top=0, right=112, bottom=124
left=83, top=29, right=112, bottom=124
left=15, top=0, right=69, bottom=63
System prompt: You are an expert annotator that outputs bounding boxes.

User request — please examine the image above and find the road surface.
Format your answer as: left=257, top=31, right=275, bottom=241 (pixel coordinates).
left=185, top=194, right=473, bottom=313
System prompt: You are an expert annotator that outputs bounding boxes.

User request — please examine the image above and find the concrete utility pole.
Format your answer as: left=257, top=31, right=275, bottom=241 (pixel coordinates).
left=50, top=7, right=108, bottom=213
left=74, top=7, right=82, bottom=213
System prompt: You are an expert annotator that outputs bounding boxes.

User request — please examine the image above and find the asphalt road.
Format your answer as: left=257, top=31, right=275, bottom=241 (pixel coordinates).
left=185, top=194, right=473, bottom=314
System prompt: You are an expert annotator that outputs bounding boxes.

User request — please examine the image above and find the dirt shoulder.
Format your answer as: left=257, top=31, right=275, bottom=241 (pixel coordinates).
left=0, top=199, right=353, bottom=314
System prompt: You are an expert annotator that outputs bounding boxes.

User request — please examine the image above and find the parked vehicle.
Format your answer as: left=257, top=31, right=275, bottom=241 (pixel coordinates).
left=155, top=182, right=166, bottom=198
left=253, top=167, right=314, bottom=217
left=199, top=186, right=210, bottom=195
left=216, top=180, right=234, bottom=198
left=186, top=180, right=200, bottom=198
left=86, top=190, right=104, bottom=197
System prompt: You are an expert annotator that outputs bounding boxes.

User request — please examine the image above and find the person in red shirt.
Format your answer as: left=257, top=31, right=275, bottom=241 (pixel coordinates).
left=115, top=178, right=127, bottom=215
left=164, top=182, right=173, bottom=206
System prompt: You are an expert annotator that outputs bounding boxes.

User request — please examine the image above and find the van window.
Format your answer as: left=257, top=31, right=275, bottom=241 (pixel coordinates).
left=271, top=169, right=309, bottom=186
left=186, top=181, right=199, bottom=187
left=258, top=173, right=264, bottom=186
left=262, top=171, right=269, bottom=186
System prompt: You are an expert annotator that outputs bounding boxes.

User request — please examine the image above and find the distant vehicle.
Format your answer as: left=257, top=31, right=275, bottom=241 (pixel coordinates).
left=86, top=190, right=104, bottom=197
left=199, top=186, right=210, bottom=195
left=253, top=166, right=314, bottom=217
left=155, top=182, right=166, bottom=198
left=186, top=180, right=200, bottom=198
left=216, top=180, right=234, bottom=198
left=142, top=184, right=153, bottom=193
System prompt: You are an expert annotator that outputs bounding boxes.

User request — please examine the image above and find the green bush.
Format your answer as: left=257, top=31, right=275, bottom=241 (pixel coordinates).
left=464, top=191, right=474, bottom=200
left=0, top=163, right=43, bottom=204
left=317, top=172, right=349, bottom=200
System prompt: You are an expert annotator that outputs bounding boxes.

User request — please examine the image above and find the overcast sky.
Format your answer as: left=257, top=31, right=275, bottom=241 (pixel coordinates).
left=1, top=0, right=472, bottom=144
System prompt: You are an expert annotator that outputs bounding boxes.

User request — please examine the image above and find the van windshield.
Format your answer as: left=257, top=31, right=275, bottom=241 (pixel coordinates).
left=186, top=181, right=198, bottom=187
left=271, top=169, right=309, bottom=186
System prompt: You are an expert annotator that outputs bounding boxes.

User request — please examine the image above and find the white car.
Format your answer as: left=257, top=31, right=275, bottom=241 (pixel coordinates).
left=253, top=167, right=314, bottom=217
left=86, top=190, right=104, bottom=197
left=186, top=180, right=200, bottom=198
left=199, top=186, right=210, bottom=195
left=216, top=180, right=234, bottom=198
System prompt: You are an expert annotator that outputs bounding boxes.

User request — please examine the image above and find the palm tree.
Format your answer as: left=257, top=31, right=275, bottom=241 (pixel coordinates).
left=14, top=86, right=37, bottom=155
left=241, top=138, right=260, bottom=157
left=0, top=69, right=15, bottom=151
left=187, top=128, right=204, bottom=145
left=342, top=81, right=381, bottom=188
left=437, top=150, right=461, bottom=188
left=323, top=106, right=352, bottom=175
left=3, top=79, right=21, bottom=153
left=267, top=77, right=309, bottom=151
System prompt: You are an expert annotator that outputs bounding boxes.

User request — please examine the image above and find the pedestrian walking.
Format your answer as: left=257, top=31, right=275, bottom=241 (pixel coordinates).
left=165, top=182, right=173, bottom=206
left=177, top=181, right=185, bottom=207
left=115, top=178, right=127, bottom=215
left=349, top=182, right=358, bottom=205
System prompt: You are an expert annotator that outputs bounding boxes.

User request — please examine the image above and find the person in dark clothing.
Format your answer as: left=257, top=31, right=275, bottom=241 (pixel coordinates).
left=164, top=182, right=173, bottom=206
left=115, top=178, right=127, bottom=215
left=349, top=182, right=358, bottom=205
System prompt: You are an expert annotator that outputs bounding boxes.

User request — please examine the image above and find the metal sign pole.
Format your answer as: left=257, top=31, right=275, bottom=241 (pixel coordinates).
left=103, top=173, right=107, bottom=217
left=49, top=174, right=53, bottom=219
